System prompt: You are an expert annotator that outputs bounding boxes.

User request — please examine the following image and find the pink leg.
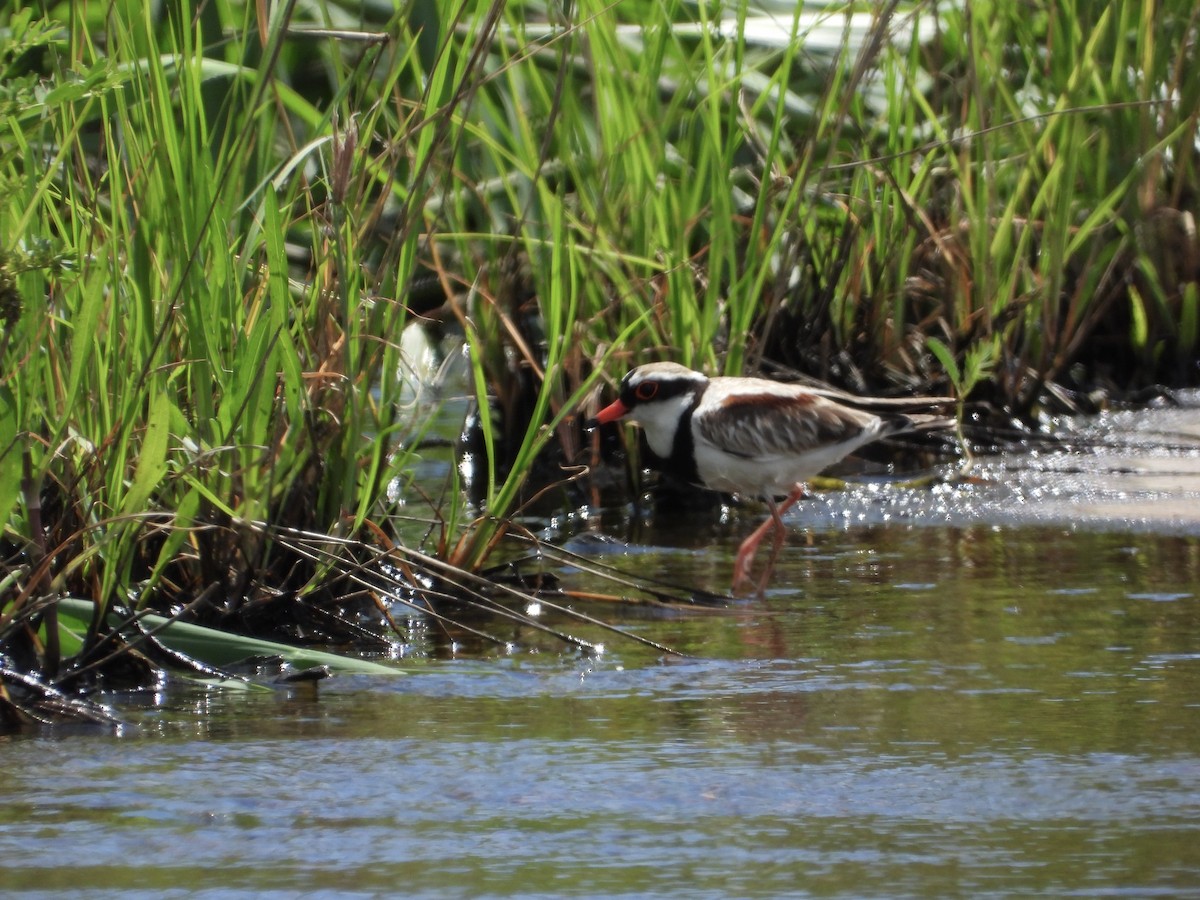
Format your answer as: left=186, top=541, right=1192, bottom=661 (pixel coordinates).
left=731, top=485, right=808, bottom=596
left=732, top=511, right=780, bottom=595
left=756, top=506, right=789, bottom=597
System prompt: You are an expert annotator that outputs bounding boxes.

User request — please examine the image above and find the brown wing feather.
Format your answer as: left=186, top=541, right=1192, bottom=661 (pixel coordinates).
left=695, top=391, right=881, bottom=460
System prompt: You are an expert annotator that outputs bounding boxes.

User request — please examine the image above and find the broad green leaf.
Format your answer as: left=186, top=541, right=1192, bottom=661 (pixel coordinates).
left=121, top=387, right=171, bottom=516
left=925, top=337, right=961, bottom=388
left=56, top=598, right=403, bottom=676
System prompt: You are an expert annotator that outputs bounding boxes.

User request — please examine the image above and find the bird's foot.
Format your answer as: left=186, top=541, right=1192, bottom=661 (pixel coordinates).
left=731, top=554, right=756, bottom=597
left=724, top=535, right=763, bottom=600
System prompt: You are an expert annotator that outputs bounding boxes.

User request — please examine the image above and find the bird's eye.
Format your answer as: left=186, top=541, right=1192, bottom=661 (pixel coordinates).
left=634, top=381, right=659, bottom=401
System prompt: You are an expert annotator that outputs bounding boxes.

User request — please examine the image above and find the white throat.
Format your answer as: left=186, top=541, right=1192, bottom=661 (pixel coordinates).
left=633, top=392, right=695, bottom=459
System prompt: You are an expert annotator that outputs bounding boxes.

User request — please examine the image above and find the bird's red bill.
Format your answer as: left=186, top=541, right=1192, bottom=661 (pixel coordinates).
left=592, top=399, right=630, bottom=425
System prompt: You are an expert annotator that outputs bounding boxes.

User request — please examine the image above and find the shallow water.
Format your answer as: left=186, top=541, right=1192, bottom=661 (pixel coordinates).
left=4, top=402, right=1200, bottom=898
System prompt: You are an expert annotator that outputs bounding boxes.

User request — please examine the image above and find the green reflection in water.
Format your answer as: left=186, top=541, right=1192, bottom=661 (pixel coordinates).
left=2, top=525, right=1198, bottom=898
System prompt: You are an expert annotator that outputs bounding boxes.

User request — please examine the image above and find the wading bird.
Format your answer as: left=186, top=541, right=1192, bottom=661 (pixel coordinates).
left=589, top=362, right=950, bottom=596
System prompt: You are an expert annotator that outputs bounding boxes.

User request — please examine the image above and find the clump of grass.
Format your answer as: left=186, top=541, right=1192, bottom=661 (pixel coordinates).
left=0, top=0, right=639, bottom=718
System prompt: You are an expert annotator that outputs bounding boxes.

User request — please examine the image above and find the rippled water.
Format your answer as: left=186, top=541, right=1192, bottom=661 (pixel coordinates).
left=4, top=401, right=1200, bottom=898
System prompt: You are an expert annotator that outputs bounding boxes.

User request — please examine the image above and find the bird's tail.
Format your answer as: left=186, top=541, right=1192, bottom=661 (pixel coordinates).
left=883, top=412, right=957, bottom=438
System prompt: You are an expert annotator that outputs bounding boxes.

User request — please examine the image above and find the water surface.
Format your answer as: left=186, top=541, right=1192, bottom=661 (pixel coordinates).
left=4, top=402, right=1200, bottom=898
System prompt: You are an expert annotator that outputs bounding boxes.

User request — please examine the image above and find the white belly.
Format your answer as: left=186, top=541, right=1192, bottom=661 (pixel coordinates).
left=693, top=440, right=861, bottom=497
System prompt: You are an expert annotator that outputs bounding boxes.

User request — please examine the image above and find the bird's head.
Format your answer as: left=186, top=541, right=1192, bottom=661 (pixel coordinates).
left=588, top=362, right=707, bottom=458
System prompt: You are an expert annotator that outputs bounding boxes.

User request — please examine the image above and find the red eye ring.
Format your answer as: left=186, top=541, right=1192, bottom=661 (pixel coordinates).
left=634, top=381, right=658, bottom=401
